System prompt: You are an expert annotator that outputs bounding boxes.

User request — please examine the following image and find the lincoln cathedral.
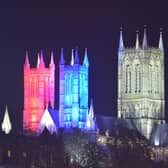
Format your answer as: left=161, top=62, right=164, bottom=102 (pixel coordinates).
left=0, top=28, right=166, bottom=142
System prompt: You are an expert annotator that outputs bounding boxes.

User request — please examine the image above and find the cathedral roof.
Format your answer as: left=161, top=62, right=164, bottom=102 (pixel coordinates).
left=95, top=115, right=136, bottom=136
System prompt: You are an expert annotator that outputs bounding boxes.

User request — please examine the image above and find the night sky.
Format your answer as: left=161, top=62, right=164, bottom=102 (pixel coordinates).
left=0, top=1, right=168, bottom=130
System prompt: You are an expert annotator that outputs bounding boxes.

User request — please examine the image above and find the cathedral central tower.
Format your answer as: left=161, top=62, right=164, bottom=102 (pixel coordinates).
left=118, top=28, right=165, bottom=139
left=59, top=48, right=89, bottom=128
left=23, top=51, right=55, bottom=132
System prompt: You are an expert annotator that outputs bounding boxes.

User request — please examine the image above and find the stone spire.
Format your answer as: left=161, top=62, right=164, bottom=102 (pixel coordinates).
left=59, top=48, right=65, bottom=65
left=39, top=50, right=45, bottom=68
left=74, top=47, right=79, bottom=64
left=70, top=49, right=74, bottom=66
left=37, top=53, right=40, bottom=68
left=83, top=48, right=89, bottom=67
left=88, top=99, right=94, bottom=119
left=1, top=106, right=12, bottom=134
left=24, top=51, right=30, bottom=67
left=159, top=28, right=164, bottom=52
left=135, top=31, right=140, bottom=49
left=118, top=28, right=124, bottom=51
left=142, top=26, right=148, bottom=49
left=50, top=51, right=55, bottom=66
left=86, top=99, right=95, bottom=130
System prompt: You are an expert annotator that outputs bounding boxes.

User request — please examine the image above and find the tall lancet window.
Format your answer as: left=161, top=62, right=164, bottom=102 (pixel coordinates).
left=135, top=64, right=140, bottom=93
left=149, top=64, right=152, bottom=93
left=65, top=72, right=72, bottom=106
left=151, top=65, right=154, bottom=93
left=34, top=77, right=38, bottom=96
left=135, top=65, right=138, bottom=93
left=29, top=78, right=32, bottom=96
left=129, top=66, right=131, bottom=93
left=30, top=78, right=34, bottom=96
left=156, top=65, right=160, bottom=94
left=138, top=65, right=141, bottom=93
left=125, top=65, right=131, bottom=93
left=125, top=65, right=129, bottom=93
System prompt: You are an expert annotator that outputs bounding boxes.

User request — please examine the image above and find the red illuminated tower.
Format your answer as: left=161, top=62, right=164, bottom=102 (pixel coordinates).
left=23, top=51, right=55, bottom=132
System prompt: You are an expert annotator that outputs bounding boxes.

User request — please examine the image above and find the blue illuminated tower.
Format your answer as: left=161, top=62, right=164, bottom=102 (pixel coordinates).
left=59, top=48, right=89, bottom=128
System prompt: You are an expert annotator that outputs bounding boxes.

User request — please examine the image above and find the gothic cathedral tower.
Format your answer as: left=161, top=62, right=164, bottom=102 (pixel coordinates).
left=23, top=51, right=55, bottom=132
left=59, top=48, right=89, bottom=128
left=118, top=28, right=165, bottom=139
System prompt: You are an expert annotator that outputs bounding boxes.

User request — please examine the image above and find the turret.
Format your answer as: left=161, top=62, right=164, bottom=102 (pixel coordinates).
left=70, top=49, right=74, bottom=66
left=83, top=48, right=89, bottom=67
left=50, top=51, right=55, bottom=67
left=88, top=99, right=94, bottom=119
left=24, top=51, right=30, bottom=68
left=135, top=31, right=140, bottom=50
left=39, top=50, right=45, bottom=68
left=1, top=106, right=12, bottom=134
left=37, top=53, right=40, bottom=68
left=118, top=28, right=124, bottom=51
left=159, top=29, right=164, bottom=53
left=86, top=99, right=95, bottom=130
left=59, top=48, right=65, bottom=65
left=142, top=26, right=148, bottom=49
left=74, top=47, right=79, bottom=64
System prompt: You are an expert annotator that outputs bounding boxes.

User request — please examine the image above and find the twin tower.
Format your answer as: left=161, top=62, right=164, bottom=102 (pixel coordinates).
left=23, top=48, right=89, bottom=132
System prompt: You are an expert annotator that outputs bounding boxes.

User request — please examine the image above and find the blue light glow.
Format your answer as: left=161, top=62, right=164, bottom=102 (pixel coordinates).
left=59, top=48, right=89, bottom=128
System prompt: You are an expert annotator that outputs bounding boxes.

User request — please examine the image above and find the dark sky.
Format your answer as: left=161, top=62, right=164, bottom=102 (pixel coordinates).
left=0, top=1, right=168, bottom=130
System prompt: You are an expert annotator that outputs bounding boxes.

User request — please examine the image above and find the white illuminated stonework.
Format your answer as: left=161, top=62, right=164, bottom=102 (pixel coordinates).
left=1, top=106, right=12, bottom=134
left=118, top=28, right=165, bottom=139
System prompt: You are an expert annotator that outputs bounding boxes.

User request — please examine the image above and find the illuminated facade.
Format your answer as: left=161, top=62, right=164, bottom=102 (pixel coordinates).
left=1, top=106, right=12, bottom=134
left=23, top=51, right=55, bottom=132
left=59, top=48, right=89, bottom=128
left=118, top=28, right=165, bottom=139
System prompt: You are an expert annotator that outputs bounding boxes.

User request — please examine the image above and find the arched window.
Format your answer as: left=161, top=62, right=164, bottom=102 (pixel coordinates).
left=149, top=64, right=152, bottom=93
left=125, top=66, right=128, bottom=93
left=31, top=77, right=37, bottom=96
left=156, top=65, right=160, bottom=94
left=135, top=65, right=138, bottom=93
left=125, top=65, right=130, bottom=93
left=129, top=67, right=131, bottom=93
left=65, top=72, right=72, bottom=106
left=135, top=64, right=141, bottom=93
left=138, top=65, right=141, bottom=93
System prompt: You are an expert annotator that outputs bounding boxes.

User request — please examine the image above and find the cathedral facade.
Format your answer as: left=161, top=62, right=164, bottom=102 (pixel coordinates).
left=23, top=52, right=55, bottom=132
left=59, top=48, right=89, bottom=128
left=118, top=28, right=165, bottom=139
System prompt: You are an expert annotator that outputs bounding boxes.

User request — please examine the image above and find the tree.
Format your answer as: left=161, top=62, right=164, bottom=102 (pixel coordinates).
left=63, top=128, right=107, bottom=168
